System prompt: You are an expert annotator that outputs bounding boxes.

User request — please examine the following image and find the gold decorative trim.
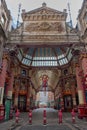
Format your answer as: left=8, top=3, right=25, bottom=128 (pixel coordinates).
left=74, top=63, right=80, bottom=68
left=2, top=53, right=9, bottom=60
left=80, top=53, right=87, bottom=60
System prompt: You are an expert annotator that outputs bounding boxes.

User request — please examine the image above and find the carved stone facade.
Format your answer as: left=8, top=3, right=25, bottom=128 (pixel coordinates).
left=77, top=0, right=87, bottom=43
left=0, top=0, right=11, bottom=64
left=25, top=22, right=64, bottom=32
left=9, top=3, right=80, bottom=46
left=0, top=0, right=12, bottom=31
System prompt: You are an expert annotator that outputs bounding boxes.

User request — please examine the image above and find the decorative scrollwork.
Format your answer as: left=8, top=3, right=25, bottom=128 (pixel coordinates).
left=25, top=22, right=64, bottom=32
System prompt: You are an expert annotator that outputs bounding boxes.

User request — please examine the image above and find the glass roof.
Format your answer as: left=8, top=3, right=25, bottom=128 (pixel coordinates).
left=17, top=47, right=72, bottom=67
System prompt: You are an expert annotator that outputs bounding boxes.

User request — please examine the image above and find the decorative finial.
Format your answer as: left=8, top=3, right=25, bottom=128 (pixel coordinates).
left=16, top=3, right=21, bottom=28
left=67, top=2, right=73, bottom=27
left=42, top=2, right=46, bottom=7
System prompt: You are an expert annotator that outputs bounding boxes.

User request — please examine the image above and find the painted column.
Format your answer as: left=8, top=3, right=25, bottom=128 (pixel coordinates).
left=81, top=53, right=87, bottom=76
left=32, top=88, right=34, bottom=109
left=14, top=91, right=19, bottom=109
left=30, top=84, right=32, bottom=109
left=26, top=83, right=30, bottom=111
left=75, top=63, right=85, bottom=105
left=14, top=78, right=19, bottom=109
left=71, top=79, right=76, bottom=107
left=59, top=87, right=64, bottom=110
left=60, top=95, right=64, bottom=111
left=0, top=37, right=4, bottom=65
left=33, top=90, right=36, bottom=109
left=0, top=53, right=8, bottom=120
left=6, top=69, right=14, bottom=99
left=81, top=53, right=87, bottom=103
left=0, top=53, right=8, bottom=105
left=5, top=69, right=14, bottom=120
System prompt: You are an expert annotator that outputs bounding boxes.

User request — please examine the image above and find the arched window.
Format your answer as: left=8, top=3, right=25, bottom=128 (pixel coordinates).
left=64, top=69, right=68, bottom=75
left=21, top=70, right=26, bottom=76
left=1, top=14, right=6, bottom=25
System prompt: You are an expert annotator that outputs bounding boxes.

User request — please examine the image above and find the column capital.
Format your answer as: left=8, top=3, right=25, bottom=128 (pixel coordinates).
left=2, top=53, right=9, bottom=60
left=74, top=63, right=80, bottom=68
left=80, top=53, right=87, bottom=60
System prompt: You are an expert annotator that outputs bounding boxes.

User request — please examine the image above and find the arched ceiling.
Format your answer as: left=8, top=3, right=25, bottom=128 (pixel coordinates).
left=29, top=69, right=61, bottom=92
left=17, top=46, right=73, bottom=67
left=15, top=46, right=73, bottom=92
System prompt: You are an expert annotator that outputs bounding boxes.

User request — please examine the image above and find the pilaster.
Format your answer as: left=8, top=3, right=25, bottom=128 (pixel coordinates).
left=71, top=79, right=76, bottom=107
left=26, top=81, right=30, bottom=111
left=6, top=69, right=14, bottom=100
left=75, top=63, right=85, bottom=105
left=80, top=53, right=87, bottom=76
left=0, top=53, right=9, bottom=105
left=14, top=78, right=19, bottom=108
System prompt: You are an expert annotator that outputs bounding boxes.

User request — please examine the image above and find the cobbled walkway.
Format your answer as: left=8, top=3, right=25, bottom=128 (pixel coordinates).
left=0, top=108, right=87, bottom=130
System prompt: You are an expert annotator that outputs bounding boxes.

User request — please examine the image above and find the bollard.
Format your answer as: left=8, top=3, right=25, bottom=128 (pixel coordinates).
left=43, top=109, right=47, bottom=125
left=0, top=105, right=5, bottom=121
left=58, top=109, right=62, bottom=124
left=15, top=109, right=20, bottom=123
left=29, top=110, right=32, bottom=125
left=71, top=109, right=75, bottom=123
left=10, top=106, right=13, bottom=119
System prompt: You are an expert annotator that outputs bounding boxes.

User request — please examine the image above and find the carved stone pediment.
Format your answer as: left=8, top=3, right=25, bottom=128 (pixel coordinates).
left=22, top=4, right=67, bottom=21
left=25, top=22, right=64, bottom=32
left=27, top=7, right=65, bottom=16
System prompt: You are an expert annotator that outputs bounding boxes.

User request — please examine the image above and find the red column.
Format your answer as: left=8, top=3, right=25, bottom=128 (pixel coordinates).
left=14, top=78, right=19, bottom=109
left=71, top=80, right=76, bottom=107
left=75, top=63, right=85, bottom=105
left=60, top=93, right=64, bottom=111
left=14, top=92, right=19, bottom=109
left=26, top=85, right=30, bottom=111
left=81, top=53, right=87, bottom=76
left=6, top=70, right=14, bottom=99
left=0, top=54, right=8, bottom=104
left=0, top=53, right=8, bottom=120
left=81, top=53, right=87, bottom=104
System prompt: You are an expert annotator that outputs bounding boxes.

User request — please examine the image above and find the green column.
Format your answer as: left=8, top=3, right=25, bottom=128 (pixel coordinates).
left=5, top=99, right=11, bottom=120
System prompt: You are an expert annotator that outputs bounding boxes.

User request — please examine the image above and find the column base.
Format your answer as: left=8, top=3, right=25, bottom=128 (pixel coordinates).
left=73, top=105, right=78, bottom=112
left=26, top=105, right=30, bottom=112
left=0, top=105, right=5, bottom=121
left=9, top=106, right=13, bottom=119
left=78, top=104, right=87, bottom=119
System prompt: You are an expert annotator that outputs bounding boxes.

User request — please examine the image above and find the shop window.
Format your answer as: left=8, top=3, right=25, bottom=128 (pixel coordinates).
left=64, top=95, right=72, bottom=109
left=18, top=95, right=26, bottom=111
